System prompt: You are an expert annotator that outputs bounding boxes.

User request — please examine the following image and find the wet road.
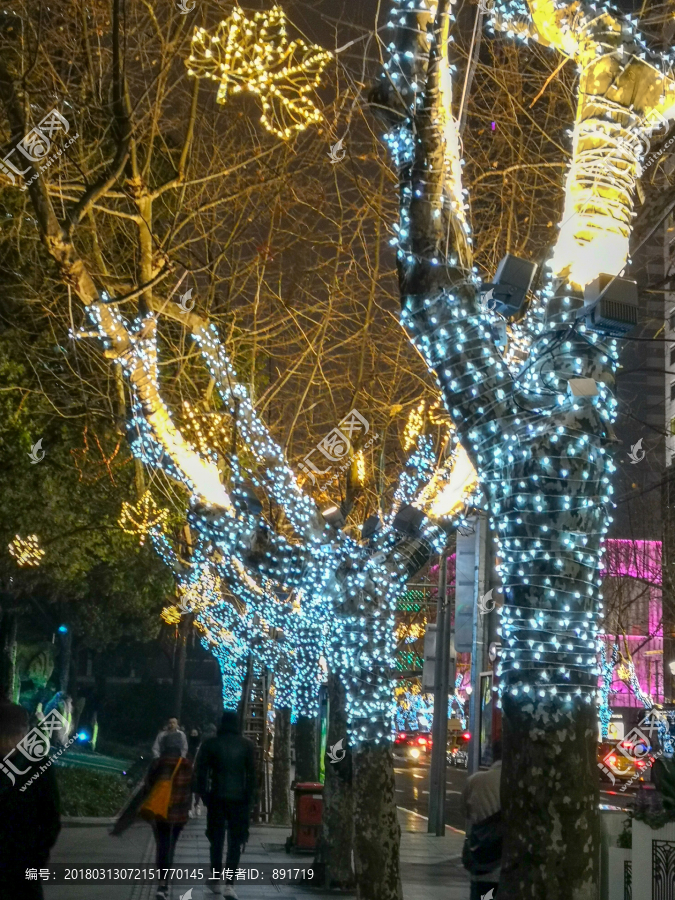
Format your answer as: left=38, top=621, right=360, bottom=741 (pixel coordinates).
left=394, top=762, right=468, bottom=832
left=394, top=763, right=633, bottom=834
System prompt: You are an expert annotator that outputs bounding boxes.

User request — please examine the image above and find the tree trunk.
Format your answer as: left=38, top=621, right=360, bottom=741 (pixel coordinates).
left=353, top=742, right=403, bottom=900
left=500, top=698, right=599, bottom=899
left=271, top=706, right=292, bottom=825
left=173, top=614, right=192, bottom=721
left=0, top=611, right=17, bottom=702
left=58, top=627, right=72, bottom=693
left=315, top=671, right=355, bottom=888
left=295, top=714, right=318, bottom=782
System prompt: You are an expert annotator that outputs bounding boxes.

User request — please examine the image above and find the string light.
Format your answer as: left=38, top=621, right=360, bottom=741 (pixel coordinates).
left=118, top=490, right=169, bottom=546
left=186, top=5, right=332, bottom=140
left=8, top=534, right=44, bottom=567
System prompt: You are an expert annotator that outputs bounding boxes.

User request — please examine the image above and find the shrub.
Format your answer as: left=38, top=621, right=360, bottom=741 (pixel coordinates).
left=55, top=767, right=130, bottom=817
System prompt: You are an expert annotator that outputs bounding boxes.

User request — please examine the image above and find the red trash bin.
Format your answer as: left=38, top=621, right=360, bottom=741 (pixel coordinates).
left=285, top=782, right=323, bottom=853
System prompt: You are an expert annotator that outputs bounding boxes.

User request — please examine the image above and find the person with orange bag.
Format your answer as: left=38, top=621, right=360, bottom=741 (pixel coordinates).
left=142, top=744, right=193, bottom=900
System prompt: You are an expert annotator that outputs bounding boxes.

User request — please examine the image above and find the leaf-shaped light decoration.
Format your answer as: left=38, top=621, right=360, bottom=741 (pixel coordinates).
left=186, top=5, right=332, bottom=140
left=118, top=490, right=169, bottom=546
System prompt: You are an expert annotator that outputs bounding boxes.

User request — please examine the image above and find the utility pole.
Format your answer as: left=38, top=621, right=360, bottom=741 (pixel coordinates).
left=428, top=548, right=452, bottom=835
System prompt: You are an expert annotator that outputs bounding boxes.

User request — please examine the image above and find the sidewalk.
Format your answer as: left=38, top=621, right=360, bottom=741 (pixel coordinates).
left=44, top=809, right=469, bottom=900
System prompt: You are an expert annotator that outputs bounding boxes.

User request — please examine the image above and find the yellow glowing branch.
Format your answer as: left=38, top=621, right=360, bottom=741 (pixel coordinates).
left=186, top=5, right=332, bottom=140
left=8, top=534, right=45, bottom=567
left=525, top=0, right=675, bottom=286
left=418, top=442, right=479, bottom=519
left=403, top=400, right=426, bottom=453
left=354, top=450, right=366, bottom=486
left=118, top=490, right=169, bottom=546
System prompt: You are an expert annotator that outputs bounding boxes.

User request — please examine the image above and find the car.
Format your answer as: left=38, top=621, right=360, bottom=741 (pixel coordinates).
left=447, top=730, right=471, bottom=768
left=393, top=730, right=432, bottom=764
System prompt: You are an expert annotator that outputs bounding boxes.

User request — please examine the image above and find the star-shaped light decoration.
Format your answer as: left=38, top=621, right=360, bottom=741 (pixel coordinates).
left=8, top=534, right=45, bottom=567
left=118, top=490, right=169, bottom=546
left=186, top=5, right=332, bottom=140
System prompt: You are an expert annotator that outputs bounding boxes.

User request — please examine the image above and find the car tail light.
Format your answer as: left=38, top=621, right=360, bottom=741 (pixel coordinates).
left=608, top=755, right=617, bottom=765
left=417, top=736, right=427, bottom=745
left=462, top=732, right=471, bottom=741
left=397, top=733, right=406, bottom=741
left=635, top=760, right=646, bottom=768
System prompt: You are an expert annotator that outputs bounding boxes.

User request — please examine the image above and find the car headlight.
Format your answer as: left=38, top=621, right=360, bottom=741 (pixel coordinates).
left=409, top=748, right=421, bottom=759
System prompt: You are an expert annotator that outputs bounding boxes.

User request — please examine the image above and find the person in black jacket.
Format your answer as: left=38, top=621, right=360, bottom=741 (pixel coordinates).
left=0, top=702, right=61, bottom=900
left=195, top=710, right=256, bottom=898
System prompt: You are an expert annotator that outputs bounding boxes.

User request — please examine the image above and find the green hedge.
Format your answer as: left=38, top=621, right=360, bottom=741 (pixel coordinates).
left=56, top=767, right=130, bottom=817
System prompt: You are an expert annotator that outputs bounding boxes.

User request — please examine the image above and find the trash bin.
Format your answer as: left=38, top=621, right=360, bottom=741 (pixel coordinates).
left=285, top=782, right=323, bottom=853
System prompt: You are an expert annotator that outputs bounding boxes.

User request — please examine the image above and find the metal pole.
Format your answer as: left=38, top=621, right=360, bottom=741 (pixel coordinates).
left=468, top=514, right=488, bottom=774
left=428, top=549, right=449, bottom=834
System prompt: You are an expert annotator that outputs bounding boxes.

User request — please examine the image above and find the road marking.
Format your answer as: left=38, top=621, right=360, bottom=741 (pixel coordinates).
left=413, top=774, right=424, bottom=779
left=446, top=790, right=461, bottom=794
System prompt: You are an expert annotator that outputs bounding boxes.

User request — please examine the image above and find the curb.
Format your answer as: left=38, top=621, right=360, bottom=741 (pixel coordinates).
left=61, top=816, right=117, bottom=827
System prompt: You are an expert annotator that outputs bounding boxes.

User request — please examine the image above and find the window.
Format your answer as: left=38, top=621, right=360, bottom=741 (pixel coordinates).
left=671, top=346, right=675, bottom=367
left=671, top=417, right=675, bottom=435
left=670, top=309, right=675, bottom=331
left=671, top=382, right=675, bottom=401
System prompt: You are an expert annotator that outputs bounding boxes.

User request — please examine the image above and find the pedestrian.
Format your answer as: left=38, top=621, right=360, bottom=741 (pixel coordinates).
left=195, top=710, right=257, bottom=898
left=188, top=728, right=203, bottom=818
left=142, top=746, right=193, bottom=900
left=152, top=716, right=188, bottom=758
left=0, top=702, right=61, bottom=900
left=461, top=739, right=502, bottom=900
left=188, top=727, right=201, bottom=761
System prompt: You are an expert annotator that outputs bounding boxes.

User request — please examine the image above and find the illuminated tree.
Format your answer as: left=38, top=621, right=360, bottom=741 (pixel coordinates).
left=371, top=0, right=675, bottom=894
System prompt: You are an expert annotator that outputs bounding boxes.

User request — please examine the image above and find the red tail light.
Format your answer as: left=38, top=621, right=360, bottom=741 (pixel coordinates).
left=462, top=732, right=471, bottom=741
left=417, top=736, right=427, bottom=745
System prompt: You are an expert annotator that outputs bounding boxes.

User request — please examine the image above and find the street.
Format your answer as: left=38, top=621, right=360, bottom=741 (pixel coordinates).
left=394, top=764, right=468, bottom=832
left=394, top=763, right=635, bottom=834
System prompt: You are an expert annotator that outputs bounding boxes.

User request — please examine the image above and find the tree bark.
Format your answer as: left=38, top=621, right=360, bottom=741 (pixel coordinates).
left=0, top=611, right=17, bottom=702
left=315, top=672, right=355, bottom=888
left=353, top=742, right=403, bottom=900
left=271, top=706, right=292, bottom=825
left=500, top=697, right=600, bottom=899
left=295, top=714, right=318, bottom=782
left=173, top=614, right=193, bottom=721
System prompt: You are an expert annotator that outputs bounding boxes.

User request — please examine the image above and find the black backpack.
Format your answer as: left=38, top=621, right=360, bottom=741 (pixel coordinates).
left=462, top=810, right=503, bottom=875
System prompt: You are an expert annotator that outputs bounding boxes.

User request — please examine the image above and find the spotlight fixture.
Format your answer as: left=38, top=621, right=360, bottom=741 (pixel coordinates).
left=322, top=505, right=345, bottom=528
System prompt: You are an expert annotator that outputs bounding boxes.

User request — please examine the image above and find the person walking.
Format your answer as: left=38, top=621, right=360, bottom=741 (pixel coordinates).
left=195, top=710, right=257, bottom=898
left=461, top=739, right=503, bottom=900
left=0, top=702, right=61, bottom=900
left=152, top=716, right=188, bottom=759
left=187, top=728, right=203, bottom=818
left=143, top=748, right=193, bottom=900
